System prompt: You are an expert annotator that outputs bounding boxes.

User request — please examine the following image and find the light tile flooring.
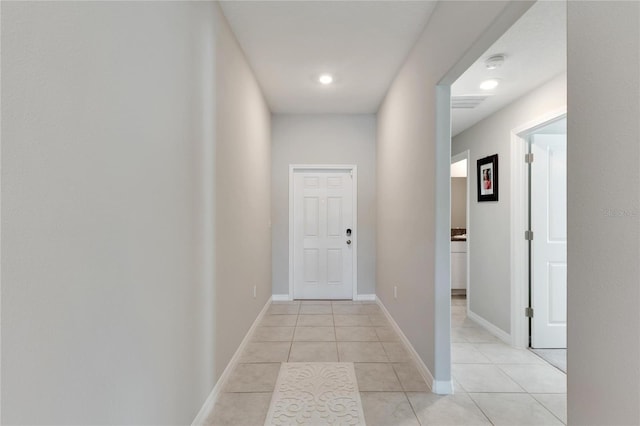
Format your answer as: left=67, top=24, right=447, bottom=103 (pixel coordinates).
left=204, top=298, right=567, bottom=425
left=450, top=297, right=567, bottom=425
left=530, top=348, right=567, bottom=373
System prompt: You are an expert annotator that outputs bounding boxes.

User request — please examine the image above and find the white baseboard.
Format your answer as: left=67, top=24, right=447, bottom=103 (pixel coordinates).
left=432, top=379, right=454, bottom=394
left=467, top=309, right=512, bottom=345
left=354, top=294, right=376, bottom=302
left=191, top=297, right=273, bottom=425
left=271, top=294, right=292, bottom=302
left=376, top=297, right=443, bottom=394
left=271, top=294, right=376, bottom=302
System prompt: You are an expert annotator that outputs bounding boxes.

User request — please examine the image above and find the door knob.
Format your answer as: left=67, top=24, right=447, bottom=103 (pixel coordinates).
left=346, top=240, right=351, bottom=245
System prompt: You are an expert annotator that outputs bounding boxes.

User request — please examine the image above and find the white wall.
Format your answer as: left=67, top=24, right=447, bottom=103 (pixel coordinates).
left=452, top=73, right=566, bottom=334
left=1, top=1, right=271, bottom=424
left=271, top=115, right=376, bottom=296
left=567, top=2, right=640, bottom=424
left=377, top=0, right=533, bottom=388
left=1, top=2, right=215, bottom=423
left=213, top=3, right=272, bottom=379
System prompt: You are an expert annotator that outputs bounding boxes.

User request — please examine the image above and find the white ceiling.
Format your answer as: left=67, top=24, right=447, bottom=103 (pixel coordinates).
left=219, top=1, right=437, bottom=114
left=220, top=1, right=566, bottom=121
left=451, top=1, right=567, bottom=136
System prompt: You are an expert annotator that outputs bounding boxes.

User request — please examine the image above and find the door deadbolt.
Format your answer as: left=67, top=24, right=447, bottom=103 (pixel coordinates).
left=346, top=228, right=352, bottom=236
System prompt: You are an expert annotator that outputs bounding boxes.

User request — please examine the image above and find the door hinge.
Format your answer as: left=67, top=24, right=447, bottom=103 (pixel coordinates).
left=525, top=153, right=534, bottom=163
left=525, top=307, right=534, bottom=318
left=525, top=230, right=534, bottom=241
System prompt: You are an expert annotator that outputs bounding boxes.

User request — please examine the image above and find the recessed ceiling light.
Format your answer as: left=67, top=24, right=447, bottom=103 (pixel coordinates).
left=319, top=74, right=333, bottom=85
left=480, top=79, right=500, bottom=90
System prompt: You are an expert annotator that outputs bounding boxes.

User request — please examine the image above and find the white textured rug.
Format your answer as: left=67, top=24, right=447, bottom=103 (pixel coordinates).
left=264, top=362, right=366, bottom=426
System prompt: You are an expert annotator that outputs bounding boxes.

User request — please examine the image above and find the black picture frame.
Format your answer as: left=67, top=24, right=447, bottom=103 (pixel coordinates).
left=477, top=154, right=498, bottom=202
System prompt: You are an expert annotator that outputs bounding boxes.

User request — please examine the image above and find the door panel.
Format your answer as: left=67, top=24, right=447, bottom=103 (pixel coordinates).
left=327, top=197, right=343, bottom=236
left=327, top=176, right=343, bottom=188
left=327, top=249, right=343, bottom=283
left=304, top=197, right=319, bottom=236
left=548, top=262, right=567, bottom=324
left=293, top=170, right=354, bottom=299
left=304, top=176, right=320, bottom=188
left=303, top=249, right=319, bottom=283
left=531, top=134, right=567, bottom=348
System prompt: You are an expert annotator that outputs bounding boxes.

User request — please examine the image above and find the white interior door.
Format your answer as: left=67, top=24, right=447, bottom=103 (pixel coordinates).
left=531, top=134, right=567, bottom=348
left=293, top=169, right=354, bottom=299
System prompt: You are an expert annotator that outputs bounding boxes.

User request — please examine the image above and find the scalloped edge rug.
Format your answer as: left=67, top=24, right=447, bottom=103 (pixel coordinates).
left=264, top=362, right=366, bottom=426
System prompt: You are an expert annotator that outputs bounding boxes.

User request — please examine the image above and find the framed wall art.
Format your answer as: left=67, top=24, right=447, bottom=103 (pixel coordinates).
left=477, top=154, right=498, bottom=202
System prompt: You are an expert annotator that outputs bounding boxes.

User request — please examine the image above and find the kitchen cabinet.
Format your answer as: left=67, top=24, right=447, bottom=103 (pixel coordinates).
left=451, top=240, right=467, bottom=290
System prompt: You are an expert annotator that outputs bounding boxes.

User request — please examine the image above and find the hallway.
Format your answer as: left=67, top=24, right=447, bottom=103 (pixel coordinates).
left=203, top=298, right=566, bottom=425
left=2, top=1, right=638, bottom=424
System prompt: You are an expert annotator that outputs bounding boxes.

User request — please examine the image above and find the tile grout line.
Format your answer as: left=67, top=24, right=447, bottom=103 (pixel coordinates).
left=285, top=314, right=296, bottom=362
left=333, top=313, right=340, bottom=361
left=464, top=391, right=497, bottom=426
left=403, top=391, right=423, bottom=425
left=529, top=393, right=568, bottom=425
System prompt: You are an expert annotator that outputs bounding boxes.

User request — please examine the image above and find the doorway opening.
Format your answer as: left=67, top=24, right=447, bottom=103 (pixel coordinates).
left=435, top=0, right=566, bottom=393
left=511, top=112, right=567, bottom=372
left=450, top=152, right=469, bottom=313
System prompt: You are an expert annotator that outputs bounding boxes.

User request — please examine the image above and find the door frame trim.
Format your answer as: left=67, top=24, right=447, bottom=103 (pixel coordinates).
left=510, top=108, right=566, bottom=348
left=288, top=164, right=358, bottom=301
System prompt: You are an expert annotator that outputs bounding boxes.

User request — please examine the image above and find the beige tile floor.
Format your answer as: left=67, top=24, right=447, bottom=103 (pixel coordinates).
left=204, top=298, right=567, bottom=425
left=450, top=297, right=567, bottom=425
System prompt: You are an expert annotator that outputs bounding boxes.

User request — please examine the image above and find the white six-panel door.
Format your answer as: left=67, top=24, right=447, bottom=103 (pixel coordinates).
left=531, top=134, right=567, bottom=348
left=292, top=169, right=354, bottom=299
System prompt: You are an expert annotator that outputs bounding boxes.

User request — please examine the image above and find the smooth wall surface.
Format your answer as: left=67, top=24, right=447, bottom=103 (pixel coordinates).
left=271, top=115, right=376, bottom=296
left=452, top=73, right=566, bottom=334
left=2, top=2, right=217, bottom=423
left=377, top=0, right=532, bottom=385
left=213, top=3, right=272, bottom=379
left=451, top=178, right=467, bottom=229
left=2, top=1, right=272, bottom=424
left=567, top=2, right=640, bottom=424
